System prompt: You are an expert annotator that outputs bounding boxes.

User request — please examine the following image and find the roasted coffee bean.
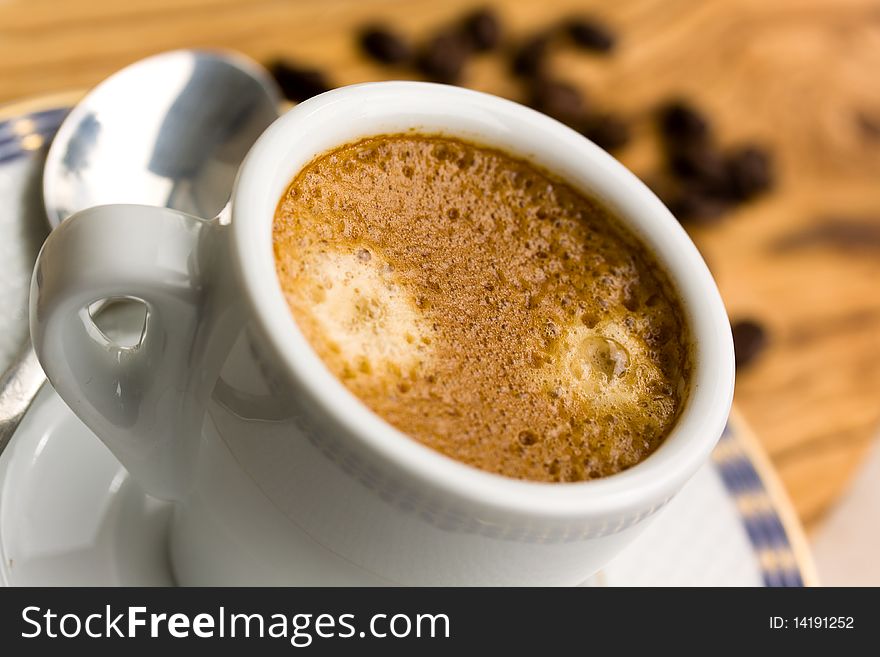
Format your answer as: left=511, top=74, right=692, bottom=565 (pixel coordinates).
left=461, top=7, right=502, bottom=52
left=725, top=145, right=773, bottom=200
left=418, top=31, right=470, bottom=83
left=359, top=25, right=412, bottom=64
left=511, top=34, right=550, bottom=78
left=528, top=78, right=586, bottom=123
left=268, top=61, right=332, bottom=102
left=731, top=319, right=768, bottom=369
left=857, top=112, right=880, bottom=140
left=668, top=142, right=729, bottom=190
left=580, top=113, right=630, bottom=151
left=658, top=100, right=710, bottom=144
left=666, top=187, right=731, bottom=224
left=565, top=16, right=616, bottom=53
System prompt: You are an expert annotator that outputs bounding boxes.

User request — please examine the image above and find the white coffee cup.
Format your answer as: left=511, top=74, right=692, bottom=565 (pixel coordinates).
left=30, top=82, right=734, bottom=585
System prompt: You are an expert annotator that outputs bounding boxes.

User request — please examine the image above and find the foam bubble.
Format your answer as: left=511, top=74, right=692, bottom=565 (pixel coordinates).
left=300, top=247, right=432, bottom=377
left=538, top=318, right=671, bottom=423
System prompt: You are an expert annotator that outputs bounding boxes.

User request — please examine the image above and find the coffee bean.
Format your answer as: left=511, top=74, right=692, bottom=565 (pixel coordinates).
left=658, top=100, right=710, bottom=144
left=725, top=145, right=773, bottom=200
left=579, top=113, right=630, bottom=151
left=461, top=7, right=502, bottom=52
left=528, top=78, right=587, bottom=123
left=731, top=319, right=768, bottom=369
left=359, top=25, right=412, bottom=64
left=565, top=17, right=616, bottom=53
left=857, top=112, right=880, bottom=140
left=666, top=187, right=731, bottom=224
left=418, top=31, right=470, bottom=83
left=268, top=61, right=332, bottom=102
left=668, top=142, right=729, bottom=190
left=511, top=34, right=550, bottom=78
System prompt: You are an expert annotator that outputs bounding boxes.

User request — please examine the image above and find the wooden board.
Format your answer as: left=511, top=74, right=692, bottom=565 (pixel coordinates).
left=2, top=0, right=879, bottom=529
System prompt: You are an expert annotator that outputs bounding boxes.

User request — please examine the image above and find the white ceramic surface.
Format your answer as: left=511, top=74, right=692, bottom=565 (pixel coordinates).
left=29, top=82, right=734, bottom=586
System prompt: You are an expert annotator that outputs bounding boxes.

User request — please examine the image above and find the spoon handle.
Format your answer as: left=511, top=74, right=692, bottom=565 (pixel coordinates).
left=0, top=344, right=45, bottom=456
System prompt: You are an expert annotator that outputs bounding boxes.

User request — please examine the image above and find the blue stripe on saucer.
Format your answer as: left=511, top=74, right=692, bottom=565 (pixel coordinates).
left=713, top=427, right=804, bottom=587
left=0, top=107, right=68, bottom=163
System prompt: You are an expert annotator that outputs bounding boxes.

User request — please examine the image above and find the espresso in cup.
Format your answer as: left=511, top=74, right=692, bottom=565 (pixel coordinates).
left=273, top=134, right=691, bottom=482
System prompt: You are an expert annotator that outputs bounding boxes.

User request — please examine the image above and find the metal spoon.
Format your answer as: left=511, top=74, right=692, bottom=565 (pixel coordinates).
left=0, top=49, right=281, bottom=455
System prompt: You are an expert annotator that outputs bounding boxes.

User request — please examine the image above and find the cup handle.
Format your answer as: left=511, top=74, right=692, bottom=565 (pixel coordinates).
left=30, top=204, right=220, bottom=500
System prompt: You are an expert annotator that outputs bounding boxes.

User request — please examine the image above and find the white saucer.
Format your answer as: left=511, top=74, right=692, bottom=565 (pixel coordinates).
left=0, top=385, right=173, bottom=585
left=0, top=95, right=817, bottom=587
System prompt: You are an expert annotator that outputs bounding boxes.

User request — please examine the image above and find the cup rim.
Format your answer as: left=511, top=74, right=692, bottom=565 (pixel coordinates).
left=231, top=81, right=734, bottom=519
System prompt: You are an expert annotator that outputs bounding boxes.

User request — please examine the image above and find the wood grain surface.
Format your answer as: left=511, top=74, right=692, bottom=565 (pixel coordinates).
left=2, top=0, right=879, bottom=529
